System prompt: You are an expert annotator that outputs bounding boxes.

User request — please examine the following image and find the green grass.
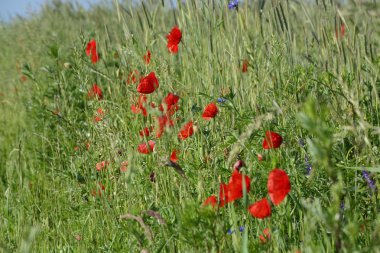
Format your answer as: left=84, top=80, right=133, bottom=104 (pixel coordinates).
left=1, top=0, right=380, bottom=252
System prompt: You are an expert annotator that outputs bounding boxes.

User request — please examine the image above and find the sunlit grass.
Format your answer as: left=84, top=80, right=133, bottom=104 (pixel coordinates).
left=0, top=0, right=380, bottom=252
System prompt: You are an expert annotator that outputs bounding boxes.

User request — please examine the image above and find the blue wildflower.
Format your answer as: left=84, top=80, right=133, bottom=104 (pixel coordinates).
left=340, top=201, right=345, bottom=211
left=217, top=97, right=227, bottom=103
left=228, top=0, right=239, bottom=10
left=305, top=156, right=312, bottom=175
left=362, top=170, right=376, bottom=191
left=227, top=228, right=234, bottom=235
left=298, top=138, right=305, bottom=147
left=239, top=226, right=244, bottom=232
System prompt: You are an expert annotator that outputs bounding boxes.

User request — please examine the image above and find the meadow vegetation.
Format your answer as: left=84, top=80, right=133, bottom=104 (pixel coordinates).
left=0, top=0, right=380, bottom=252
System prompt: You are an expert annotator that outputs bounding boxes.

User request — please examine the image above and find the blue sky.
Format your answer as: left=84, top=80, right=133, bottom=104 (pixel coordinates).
left=0, top=0, right=102, bottom=21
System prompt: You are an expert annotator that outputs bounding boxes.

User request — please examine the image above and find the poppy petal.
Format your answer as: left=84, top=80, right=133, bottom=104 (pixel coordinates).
left=178, top=121, right=194, bottom=140
left=248, top=198, right=271, bottom=219
left=203, top=196, right=217, bottom=208
left=137, top=140, right=156, bottom=154
left=202, top=103, right=218, bottom=120
left=262, top=131, right=283, bottom=149
left=267, top=168, right=291, bottom=205
left=166, top=26, right=182, bottom=54
left=137, top=72, right=159, bottom=94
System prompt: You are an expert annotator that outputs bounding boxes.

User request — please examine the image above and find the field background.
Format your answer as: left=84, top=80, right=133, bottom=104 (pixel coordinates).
left=1, top=0, right=380, bottom=252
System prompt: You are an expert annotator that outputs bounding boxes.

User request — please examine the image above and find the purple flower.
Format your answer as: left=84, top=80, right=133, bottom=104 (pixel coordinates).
left=298, top=138, right=305, bottom=147
left=217, top=97, right=227, bottom=103
left=228, top=0, right=239, bottom=10
left=362, top=170, right=376, bottom=191
left=227, top=228, right=234, bottom=235
left=305, top=156, right=312, bottom=175
left=239, top=226, right=244, bottom=232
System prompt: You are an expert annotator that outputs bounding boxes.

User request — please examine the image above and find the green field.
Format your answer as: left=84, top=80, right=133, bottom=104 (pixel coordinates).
left=1, top=0, right=380, bottom=252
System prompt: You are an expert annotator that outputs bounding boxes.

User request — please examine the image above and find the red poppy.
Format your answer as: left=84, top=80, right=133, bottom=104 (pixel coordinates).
left=86, top=39, right=99, bottom=64
left=127, top=70, right=139, bottom=85
left=248, top=198, right=271, bottom=219
left=203, top=195, right=217, bottom=208
left=96, top=161, right=108, bottom=171
left=137, top=140, right=156, bottom=154
left=94, top=108, right=104, bottom=122
left=88, top=83, right=103, bottom=100
left=202, top=103, right=219, bottom=120
left=242, top=59, right=249, bottom=73
left=257, top=154, right=264, bottom=161
left=120, top=161, right=128, bottom=172
left=218, top=183, right=228, bottom=207
left=170, top=150, right=179, bottom=163
left=259, top=228, right=271, bottom=243
left=144, top=50, right=151, bottom=64
left=94, top=116, right=102, bottom=122
left=91, top=182, right=105, bottom=197
left=262, top=131, right=283, bottom=149
left=178, top=121, right=194, bottom=140
left=335, top=23, right=345, bottom=39
left=267, top=168, right=291, bottom=205
left=139, top=126, right=153, bottom=137
left=20, top=75, right=27, bottom=82
left=159, top=93, right=180, bottom=116
left=137, top=72, right=159, bottom=94
left=226, top=169, right=251, bottom=203
left=166, top=26, right=182, bottom=54
left=156, top=115, right=174, bottom=138
left=131, top=94, right=148, bottom=117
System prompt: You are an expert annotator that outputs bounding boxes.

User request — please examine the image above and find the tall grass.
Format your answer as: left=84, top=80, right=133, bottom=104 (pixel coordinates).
left=0, top=0, right=379, bottom=252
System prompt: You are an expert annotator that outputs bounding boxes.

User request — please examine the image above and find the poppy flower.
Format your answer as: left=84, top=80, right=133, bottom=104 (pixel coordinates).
left=86, top=39, right=99, bottom=64
left=335, top=23, right=345, bottom=39
left=166, top=26, right=182, bottom=54
left=248, top=198, right=271, bottom=219
left=144, top=50, right=151, bottom=64
left=88, top=83, right=103, bottom=100
left=127, top=70, right=139, bottom=85
left=218, top=183, right=229, bottom=207
left=91, top=182, right=105, bottom=197
left=262, top=131, right=283, bottom=149
left=226, top=169, right=251, bottom=202
left=267, top=169, right=291, bottom=205
left=203, top=195, right=217, bottom=208
left=96, top=161, right=108, bottom=171
left=259, top=228, right=271, bottom=243
left=159, top=93, right=180, bottom=116
left=131, top=94, right=148, bottom=117
left=20, top=75, right=27, bottom=82
left=170, top=150, right=179, bottom=163
left=139, top=126, right=153, bottom=137
left=137, top=140, right=156, bottom=154
left=257, top=154, right=264, bottom=161
left=202, top=103, right=219, bottom=120
left=242, top=59, right=249, bottom=73
left=94, top=116, right=102, bottom=122
left=156, top=115, right=174, bottom=138
left=120, top=161, right=128, bottom=172
left=178, top=121, right=194, bottom=140
left=137, top=72, right=159, bottom=94
left=94, top=108, right=105, bottom=122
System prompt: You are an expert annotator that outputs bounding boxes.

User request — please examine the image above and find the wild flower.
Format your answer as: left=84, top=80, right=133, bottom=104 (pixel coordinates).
left=228, top=0, right=239, bottom=10
left=362, top=170, right=376, bottom=191
left=166, top=26, right=182, bottom=54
